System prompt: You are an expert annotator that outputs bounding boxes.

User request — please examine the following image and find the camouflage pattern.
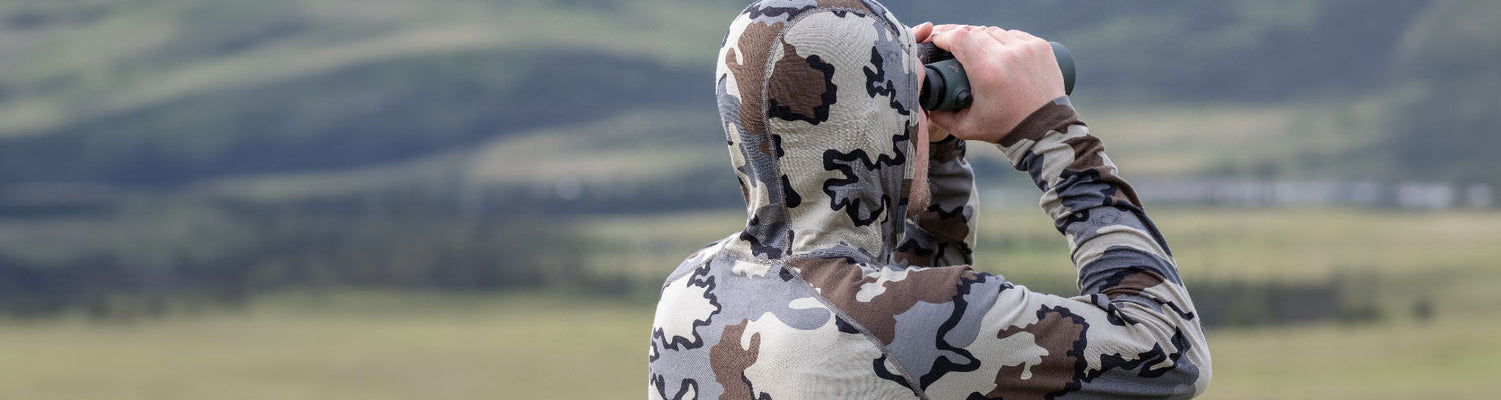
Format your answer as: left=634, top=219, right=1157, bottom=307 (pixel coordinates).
left=650, top=1, right=1210, bottom=398
left=894, top=134, right=978, bottom=268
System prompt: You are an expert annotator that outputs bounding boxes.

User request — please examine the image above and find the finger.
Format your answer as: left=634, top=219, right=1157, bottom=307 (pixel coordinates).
left=1005, top=29, right=1054, bottom=61
left=983, top=26, right=1020, bottom=46
left=931, top=26, right=1001, bottom=67
left=931, top=24, right=966, bottom=33
left=1007, top=29, right=1042, bottom=43
left=923, top=112, right=953, bottom=142
left=929, top=27, right=977, bottom=57
left=911, top=21, right=933, bottom=43
left=929, top=24, right=971, bottom=39
left=926, top=109, right=971, bottom=138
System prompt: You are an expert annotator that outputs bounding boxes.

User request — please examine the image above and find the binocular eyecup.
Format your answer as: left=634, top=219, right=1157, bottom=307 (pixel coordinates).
left=917, top=41, right=1075, bottom=111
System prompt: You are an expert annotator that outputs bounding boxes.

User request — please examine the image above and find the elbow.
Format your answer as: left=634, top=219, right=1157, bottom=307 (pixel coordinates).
left=1117, top=304, right=1212, bottom=398
left=1191, top=347, right=1212, bottom=397
left=1189, top=331, right=1212, bottom=397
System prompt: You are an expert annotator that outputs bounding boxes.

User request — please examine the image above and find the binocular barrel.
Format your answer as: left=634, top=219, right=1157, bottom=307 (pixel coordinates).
left=918, top=41, right=1075, bottom=111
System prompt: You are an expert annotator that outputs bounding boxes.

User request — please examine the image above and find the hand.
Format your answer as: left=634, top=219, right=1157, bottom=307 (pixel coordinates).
left=924, top=25, right=1065, bottom=143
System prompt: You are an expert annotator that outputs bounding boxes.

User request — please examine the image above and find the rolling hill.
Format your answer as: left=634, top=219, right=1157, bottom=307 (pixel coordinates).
left=0, top=0, right=1458, bottom=193
left=2, top=0, right=1498, bottom=314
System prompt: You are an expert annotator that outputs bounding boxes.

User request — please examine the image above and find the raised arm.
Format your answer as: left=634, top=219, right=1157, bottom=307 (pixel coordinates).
left=896, top=134, right=978, bottom=267
left=916, top=26, right=1209, bottom=398
left=954, top=97, right=1210, bottom=398
left=797, top=98, right=1211, bottom=398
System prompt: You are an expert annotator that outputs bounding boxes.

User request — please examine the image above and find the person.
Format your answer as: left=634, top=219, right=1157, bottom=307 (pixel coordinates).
left=648, top=0, right=1211, bottom=398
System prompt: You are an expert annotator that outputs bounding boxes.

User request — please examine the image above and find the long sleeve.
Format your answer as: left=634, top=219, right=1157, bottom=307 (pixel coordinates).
left=895, top=135, right=979, bottom=268
left=790, top=98, right=1210, bottom=399
left=946, top=96, right=1212, bottom=398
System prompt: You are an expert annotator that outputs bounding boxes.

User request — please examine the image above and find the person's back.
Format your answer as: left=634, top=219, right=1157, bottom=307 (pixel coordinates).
left=648, top=1, right=1211, bottom=398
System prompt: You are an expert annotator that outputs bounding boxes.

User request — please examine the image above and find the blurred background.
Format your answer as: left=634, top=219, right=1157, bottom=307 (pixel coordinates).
left=0, top=0, right=1498, bottom=398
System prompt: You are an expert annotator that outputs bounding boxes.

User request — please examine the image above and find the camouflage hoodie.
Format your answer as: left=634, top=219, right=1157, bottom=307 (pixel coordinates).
left=649, top=1, right=1211, bottom=398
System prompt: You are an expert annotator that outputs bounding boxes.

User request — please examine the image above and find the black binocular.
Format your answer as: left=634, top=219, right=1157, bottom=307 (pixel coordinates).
left=917, top=41, right=1076, bottom=111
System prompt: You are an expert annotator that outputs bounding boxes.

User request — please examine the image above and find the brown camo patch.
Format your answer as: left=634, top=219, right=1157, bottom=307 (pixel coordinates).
left=710, top=319, right=762, bottom=399
left=984, top=307, right=1088, bottom=400
left=915, top=207, right=969, bottom=244
left=1061, top=135, right=1141, bottom=207
left=726, top=21, right=783, bottom=156
left=929, top=136, right=964, bottom=164
left=815, top=0, right=869, bottom=11
left=791, top=257, right=976, bottom=345
left=768, top=40, right=834, bottom=123
left=1101, top=269, right=1167, bottom=300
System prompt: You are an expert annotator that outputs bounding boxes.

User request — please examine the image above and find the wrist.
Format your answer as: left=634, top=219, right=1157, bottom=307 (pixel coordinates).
left=996, top=96, right=1081, bottom=147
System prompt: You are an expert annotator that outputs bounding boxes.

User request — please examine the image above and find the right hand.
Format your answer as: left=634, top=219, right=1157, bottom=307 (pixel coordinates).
left=925, top=25, right=1066, bottom=143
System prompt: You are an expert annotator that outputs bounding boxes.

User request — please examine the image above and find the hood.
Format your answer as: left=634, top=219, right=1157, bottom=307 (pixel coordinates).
left=715, top=0, right=919, bottom=261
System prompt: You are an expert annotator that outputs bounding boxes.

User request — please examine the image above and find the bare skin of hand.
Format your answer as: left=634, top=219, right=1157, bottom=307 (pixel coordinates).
left=922, top=24, right=1065, bottom=143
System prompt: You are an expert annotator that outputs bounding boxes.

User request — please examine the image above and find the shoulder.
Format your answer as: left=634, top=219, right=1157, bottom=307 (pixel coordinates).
left=661, top=235, right=739, bottom=289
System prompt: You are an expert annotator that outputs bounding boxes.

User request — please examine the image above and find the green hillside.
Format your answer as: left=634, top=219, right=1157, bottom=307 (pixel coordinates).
left=2, top=0, right=1498, bottom=316
left=0, top=0, right=735, bottom=186
left=0, top=0, right=1460, bottom=190
left=2, top=3, right=1498, bottom=396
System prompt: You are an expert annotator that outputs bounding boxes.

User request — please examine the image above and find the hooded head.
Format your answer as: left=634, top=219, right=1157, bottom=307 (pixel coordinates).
left=716, top=0, right=921, bottom=262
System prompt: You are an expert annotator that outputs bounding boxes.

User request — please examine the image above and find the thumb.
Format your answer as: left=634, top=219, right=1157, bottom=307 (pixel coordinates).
left=926, top=109, right=967, bottom=137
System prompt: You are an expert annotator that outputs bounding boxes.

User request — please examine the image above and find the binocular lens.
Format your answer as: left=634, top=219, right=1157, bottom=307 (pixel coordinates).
left=916, top=41, right=1075, bottom=111
left=920, top=60, right=972, bottom=111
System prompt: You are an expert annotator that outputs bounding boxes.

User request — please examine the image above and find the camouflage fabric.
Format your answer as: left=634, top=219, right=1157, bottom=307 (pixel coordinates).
left=649, top=1, right=1211, bottom=398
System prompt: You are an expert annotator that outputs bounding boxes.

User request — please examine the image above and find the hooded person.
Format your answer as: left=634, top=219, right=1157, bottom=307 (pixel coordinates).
left=648, top=0, right=1211, bottom=398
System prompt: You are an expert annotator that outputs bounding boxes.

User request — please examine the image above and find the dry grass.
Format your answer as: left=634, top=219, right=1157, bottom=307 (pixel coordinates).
left=1205, top=316, right=1501, bottom=399
left=1, top=290, right=1496, bottom=399
left=0, top=292, right=652, bottom=400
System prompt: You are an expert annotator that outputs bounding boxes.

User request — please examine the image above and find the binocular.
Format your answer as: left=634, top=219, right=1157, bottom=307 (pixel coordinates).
left=917, top=41, right=1076, bottom=111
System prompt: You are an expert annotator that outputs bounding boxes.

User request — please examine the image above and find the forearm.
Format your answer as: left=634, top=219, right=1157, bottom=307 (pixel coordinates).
left=994, top=97, right=1180, bottom=296
left=996, top=97, right=1206, bottom=370
left=982, top=96, right=1210, bottom=396
left=895, top=135, right=978, bottom=267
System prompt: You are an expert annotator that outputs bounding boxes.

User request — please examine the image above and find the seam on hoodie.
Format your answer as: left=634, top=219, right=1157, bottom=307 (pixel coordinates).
left=781, top=255, right=932, bottom=400
left=759, top=7, right=872, bottom=259
left=660, top=237, right=735, bottom=290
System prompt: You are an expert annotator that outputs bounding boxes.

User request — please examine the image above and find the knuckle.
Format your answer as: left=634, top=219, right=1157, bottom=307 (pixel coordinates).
left=1018, top=41, right=1043, bottom=56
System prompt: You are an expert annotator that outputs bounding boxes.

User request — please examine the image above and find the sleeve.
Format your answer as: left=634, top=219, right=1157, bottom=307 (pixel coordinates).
left=894, top=134, right=979, bottom=268
left=931, top=97, right=1212, bottom=398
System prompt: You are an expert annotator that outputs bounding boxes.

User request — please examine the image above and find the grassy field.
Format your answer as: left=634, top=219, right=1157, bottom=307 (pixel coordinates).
left=2, top=208, right=1499, bottom=399
left=0, top=292, right=648, bottom=400
left=1, top=289, right=1497, bottom=400
left=576, top=208, right=1501, bottom=310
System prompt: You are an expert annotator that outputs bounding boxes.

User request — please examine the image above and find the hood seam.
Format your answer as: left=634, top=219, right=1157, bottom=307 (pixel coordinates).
left=757, top=6, right=911, bottom=260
